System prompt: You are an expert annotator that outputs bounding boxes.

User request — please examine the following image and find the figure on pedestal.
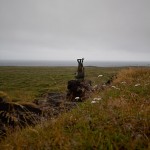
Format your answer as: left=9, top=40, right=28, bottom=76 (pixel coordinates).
left=75, top=58, right=85, bottom=80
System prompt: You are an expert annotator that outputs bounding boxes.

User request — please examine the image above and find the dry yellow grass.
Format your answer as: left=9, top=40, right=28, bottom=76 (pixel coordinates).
left=114, top=67, right=150, bottom=84
left=0, top=91, right=11, bottom=102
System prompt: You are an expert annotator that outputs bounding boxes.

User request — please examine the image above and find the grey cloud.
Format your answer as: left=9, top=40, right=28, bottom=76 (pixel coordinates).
left=0, top=0, right=150, bottom=61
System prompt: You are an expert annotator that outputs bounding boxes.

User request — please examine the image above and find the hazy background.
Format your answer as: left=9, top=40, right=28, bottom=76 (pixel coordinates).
left=0, top=0, right=150, bottom=62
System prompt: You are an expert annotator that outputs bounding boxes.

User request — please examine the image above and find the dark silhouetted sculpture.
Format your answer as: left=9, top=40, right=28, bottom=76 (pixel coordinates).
left=75, top=58, right=85, bottom=80
left=67, top=58, right=93, bottom=101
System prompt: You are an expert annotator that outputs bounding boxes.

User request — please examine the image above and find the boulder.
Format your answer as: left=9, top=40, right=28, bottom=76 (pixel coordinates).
left=67, top=79, right=92, bottom=101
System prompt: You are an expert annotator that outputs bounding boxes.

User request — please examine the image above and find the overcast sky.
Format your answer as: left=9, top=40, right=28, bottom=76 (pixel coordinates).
left=0, top=0, right=150, bottom=61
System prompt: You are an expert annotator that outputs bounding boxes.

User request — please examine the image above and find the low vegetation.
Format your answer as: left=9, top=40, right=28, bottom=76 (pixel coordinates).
left=0, top=66, right=149, bottom=149
left=0, top=66, right=119, bottom=102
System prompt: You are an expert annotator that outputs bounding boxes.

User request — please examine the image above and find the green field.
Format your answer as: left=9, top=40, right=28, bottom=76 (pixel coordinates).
left=0, top=66, right=120, bottom=102
left=0, top=66, right=150, bottom=149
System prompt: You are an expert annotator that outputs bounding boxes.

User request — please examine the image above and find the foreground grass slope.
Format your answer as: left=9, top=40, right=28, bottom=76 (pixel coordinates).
left=0, top=67, right=150, bottom=149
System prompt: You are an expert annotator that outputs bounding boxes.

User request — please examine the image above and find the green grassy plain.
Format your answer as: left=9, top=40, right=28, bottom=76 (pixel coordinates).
left=0, top=66, right=120, bottom=102
left=0, top=66, right=150, bottom=149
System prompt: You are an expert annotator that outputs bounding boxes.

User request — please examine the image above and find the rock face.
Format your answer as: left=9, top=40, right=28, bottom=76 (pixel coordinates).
left=66, top=79, right=92, bottom=101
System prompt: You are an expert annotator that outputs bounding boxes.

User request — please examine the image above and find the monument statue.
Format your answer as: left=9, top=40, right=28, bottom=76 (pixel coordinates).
left=75, top=58, right=85, bottom=80
left=67, top=58, right=92, bottom=101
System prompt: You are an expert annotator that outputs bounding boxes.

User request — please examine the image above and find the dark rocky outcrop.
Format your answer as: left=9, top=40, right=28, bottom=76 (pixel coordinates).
left=66, top=79, right=92, bottom=101
left=33, top=92, right=77, bottom=119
